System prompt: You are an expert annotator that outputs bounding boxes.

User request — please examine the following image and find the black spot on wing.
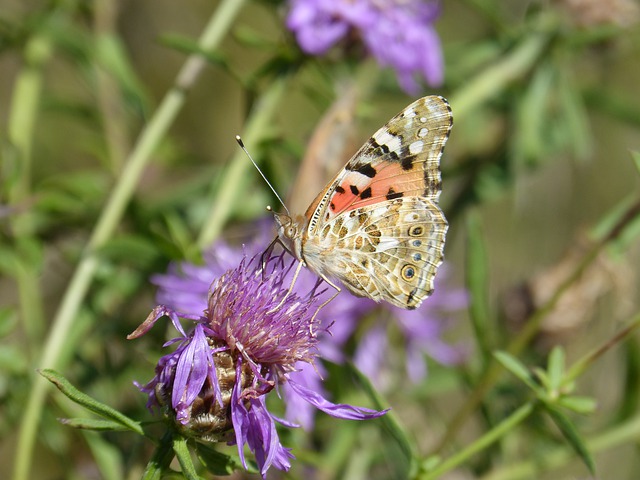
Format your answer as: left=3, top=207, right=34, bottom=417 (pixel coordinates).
left=350, top=185, right=359, bottom=195
left=360, top=187, right=372, bottom=200
left=348, top=163, right=377, bottom=178
left=335, top=185, right=345, bottom=194
left=371, top=139, right=390, bottom=154
left=386, top=188, right=403, bottom=200
left=401, top=155, right=417, bottom=171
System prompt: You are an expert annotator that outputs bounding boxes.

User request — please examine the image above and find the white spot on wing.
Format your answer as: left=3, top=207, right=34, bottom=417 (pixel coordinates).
left=373, top=129, right=394, bottom=145
left=373, top=129, right=402, bottom=152
left=404, top=107, right=417, bottom=118
left=377, top=237, right=399, bottom=251
left=417, top=127, right=428, bottom=138
left=409, top=140, right=424, bottom=155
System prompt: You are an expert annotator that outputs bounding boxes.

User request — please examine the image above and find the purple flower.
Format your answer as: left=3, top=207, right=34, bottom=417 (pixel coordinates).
left=131, top=253, right=386, bottom=478
left=286, top=0, right=444, bottom=94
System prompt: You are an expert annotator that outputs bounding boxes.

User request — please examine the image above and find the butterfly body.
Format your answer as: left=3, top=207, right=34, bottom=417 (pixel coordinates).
left=275, top=95, right=452, bottom=310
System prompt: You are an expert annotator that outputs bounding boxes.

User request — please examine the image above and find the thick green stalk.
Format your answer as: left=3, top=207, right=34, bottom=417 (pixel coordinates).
left=12, top=2, right=246, bottom=479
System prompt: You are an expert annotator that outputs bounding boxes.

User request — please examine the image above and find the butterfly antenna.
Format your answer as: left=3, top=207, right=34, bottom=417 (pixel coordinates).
left=236, top=135, right=290, bottom=216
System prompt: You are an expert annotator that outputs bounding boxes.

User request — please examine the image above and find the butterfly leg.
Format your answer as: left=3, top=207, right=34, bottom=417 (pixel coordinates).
left=266, top=259, right=304, bottom=315
left=307, top=273, right=342, bottom=335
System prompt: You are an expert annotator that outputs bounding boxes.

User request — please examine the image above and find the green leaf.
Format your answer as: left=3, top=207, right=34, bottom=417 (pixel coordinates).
left=559, top=396, right=598, bottom=415
left=465, top=211, right=493, bottom=363
left=39, top=369, right=144, bottom=435
left=172, top=435, right=203, bottom=480
left=494, top=351, right=539, bottom=392
left=545, top=405, right=596, bottom=474
left=514, top=62, right=555, bottom=167
left=557, top=67, right=591, bottom=161
left=59, top=417, right=133, bottom=431
left=95, top=34, right=150, bottom=114
left=196, top=443, right=250, bottom=475
left=348, top=363, right=416, bottom=477
left=547, top=346, right=566, bottom=393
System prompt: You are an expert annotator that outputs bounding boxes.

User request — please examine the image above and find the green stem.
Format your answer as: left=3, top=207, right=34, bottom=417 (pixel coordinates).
left=566, top=311, right=640, bottom=384
left=196, top=75, right=289, bottom=248
left=12, top=2, right=246, bottom=479
left=418, top=403, right=535, bottom=480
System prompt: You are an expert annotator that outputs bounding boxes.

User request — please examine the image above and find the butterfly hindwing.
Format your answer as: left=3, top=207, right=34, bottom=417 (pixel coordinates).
left=302, top=196, right=448, bottom=309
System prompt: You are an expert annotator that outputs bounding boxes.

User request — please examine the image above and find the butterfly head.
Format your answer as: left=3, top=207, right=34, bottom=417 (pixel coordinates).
left=271, top=209, right=305, bottom=262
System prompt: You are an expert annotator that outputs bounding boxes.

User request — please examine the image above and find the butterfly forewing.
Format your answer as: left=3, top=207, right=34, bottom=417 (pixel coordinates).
left=305, top=96, right=452, bottom=233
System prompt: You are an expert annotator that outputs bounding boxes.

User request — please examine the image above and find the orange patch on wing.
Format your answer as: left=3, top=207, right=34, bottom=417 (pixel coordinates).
left=331, top=162, right=425, bottom=212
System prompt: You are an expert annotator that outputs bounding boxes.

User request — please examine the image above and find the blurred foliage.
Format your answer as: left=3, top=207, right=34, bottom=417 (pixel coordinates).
left=1, top=0, right=640, bottom=479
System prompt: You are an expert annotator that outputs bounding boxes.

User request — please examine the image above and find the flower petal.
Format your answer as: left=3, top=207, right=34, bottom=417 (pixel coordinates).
left=287, top=380, right=388, bottom=420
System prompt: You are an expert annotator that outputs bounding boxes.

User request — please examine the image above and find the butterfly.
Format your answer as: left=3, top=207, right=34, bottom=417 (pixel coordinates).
left=272, top=95, right=452, bottom=310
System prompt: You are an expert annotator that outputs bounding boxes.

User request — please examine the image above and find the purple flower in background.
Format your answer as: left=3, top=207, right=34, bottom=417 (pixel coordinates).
left=286, top=0, right=444, bottom=94
left=132, top=253, right=385, bottom=478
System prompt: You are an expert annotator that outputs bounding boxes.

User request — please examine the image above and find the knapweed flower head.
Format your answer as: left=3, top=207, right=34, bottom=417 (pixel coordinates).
left=131, top=252, right=386, bottom=478
left=286, top=0, right=444, bottom=94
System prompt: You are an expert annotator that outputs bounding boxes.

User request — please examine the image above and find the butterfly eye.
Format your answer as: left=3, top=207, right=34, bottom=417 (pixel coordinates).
left=286, top=226, right=297, bottom=238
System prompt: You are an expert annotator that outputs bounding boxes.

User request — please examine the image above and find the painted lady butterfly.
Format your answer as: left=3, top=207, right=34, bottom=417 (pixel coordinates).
left=273, top=95, right=452, bottom=310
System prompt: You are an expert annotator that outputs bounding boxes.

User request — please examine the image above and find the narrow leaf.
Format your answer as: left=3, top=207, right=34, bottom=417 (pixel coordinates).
left=546, top=405, right=596, bottom=474
left=59, top=417, right=132, bottom=431
left=349, top=363, right=416, bottom=477
left=559, top=396, right=598, bottom=415
left=494, top=351, right=539, bottom=392
left=558, top=68, right=591, bottom=161
left=547, top=346, right=566, bottom=393
left=173, top=435, right=202, bottom=480
left=39, top=369, right=144, bottom=435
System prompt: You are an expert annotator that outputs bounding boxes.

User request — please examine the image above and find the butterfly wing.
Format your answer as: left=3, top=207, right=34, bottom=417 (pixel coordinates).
left=303, top=197, right=447, bottom=309
left=301, top=95, right=452, bottom=309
